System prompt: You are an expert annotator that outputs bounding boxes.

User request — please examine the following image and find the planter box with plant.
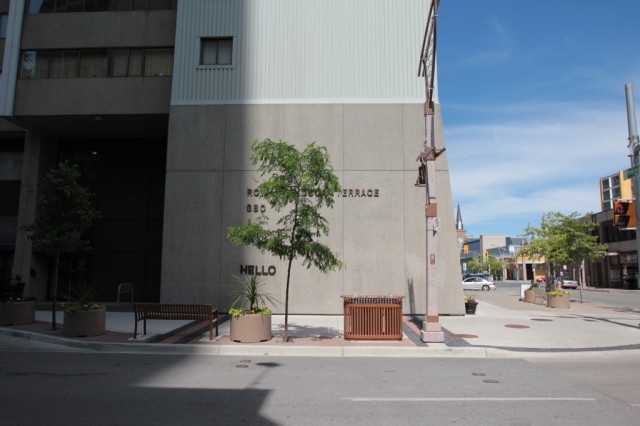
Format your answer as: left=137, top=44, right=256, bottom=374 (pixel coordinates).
left=547, top=290, right=571, bottom=309
left=228, top=275, right=279, bottom=343
left=0, top=274, right=36, bottom=326
left=523, top=282, right=538, bottom=303
left=62, top=280, right=106, bottom=337
left=464, top=296, right=478, bottom=314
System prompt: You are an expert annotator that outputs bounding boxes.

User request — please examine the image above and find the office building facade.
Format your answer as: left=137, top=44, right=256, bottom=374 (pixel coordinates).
left=1, top=0, right=464, bottom=315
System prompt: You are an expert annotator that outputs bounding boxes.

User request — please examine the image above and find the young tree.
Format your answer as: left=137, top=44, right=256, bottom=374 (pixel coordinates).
left=24, top=161, right=98, bottom=329
left=467, top=255, right=483, bottom=273
left=227, top=139, right=344, bottom=342
left=520, top=211, right=606, bottom=288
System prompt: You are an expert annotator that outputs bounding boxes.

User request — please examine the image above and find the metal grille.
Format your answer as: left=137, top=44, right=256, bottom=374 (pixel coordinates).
left=341, top=295, right=404, bottom=340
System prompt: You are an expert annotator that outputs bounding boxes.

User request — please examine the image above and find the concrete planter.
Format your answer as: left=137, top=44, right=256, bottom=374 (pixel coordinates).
left=547, top=294, right=570, bottom=309
left=229, top=313, right=272, bottom=343
left=63, top=308, right=106, bottom=337
left=523, top=290, right=536, bottom=303
left=0, top=300, right=36, bottom=325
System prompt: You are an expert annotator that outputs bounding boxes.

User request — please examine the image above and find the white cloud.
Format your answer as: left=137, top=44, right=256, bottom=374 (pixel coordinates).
left=445, top=101, right=631, bottom=235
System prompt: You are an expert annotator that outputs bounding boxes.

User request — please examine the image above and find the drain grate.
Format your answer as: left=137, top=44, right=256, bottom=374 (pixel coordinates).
left=505, top=324, right=529, bottom=329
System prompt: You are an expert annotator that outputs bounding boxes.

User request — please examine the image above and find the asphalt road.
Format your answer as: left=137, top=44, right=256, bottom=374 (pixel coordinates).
left=2, top=285, right=640, bottom=424
left=1, top=347, right=639, bottom=425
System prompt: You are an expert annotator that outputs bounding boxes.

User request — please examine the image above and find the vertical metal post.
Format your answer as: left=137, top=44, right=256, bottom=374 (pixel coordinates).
left=625, top=84, right=640, bottom=277
left=417, top=0, right=444, bottom=343
left=420, top=123, right=444, bottom=342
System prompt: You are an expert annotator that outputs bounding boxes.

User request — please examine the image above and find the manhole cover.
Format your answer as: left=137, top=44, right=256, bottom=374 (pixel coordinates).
left=236, top=364, right=249, bottom=368
left=483, top=379, right=499, bottom=384
left=450, top=334, right=478, bottom=338
left=505, top=324, right=529, bottom=329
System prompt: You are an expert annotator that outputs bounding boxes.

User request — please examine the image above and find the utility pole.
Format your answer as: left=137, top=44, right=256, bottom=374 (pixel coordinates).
left=625, top=84, right=640, bottom=279
left=417, top=0, right=444, bottom=342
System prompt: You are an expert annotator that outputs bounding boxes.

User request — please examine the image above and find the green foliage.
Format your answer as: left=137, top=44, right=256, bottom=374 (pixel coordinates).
left=24, top=161, right=98, bottom=254
left=229, top=275, right=280, bottom=312
left=23, top=161, right=99, bottom=328
left=227, top=139, right=344, bottom=341
left=464, top=296, right=476, bottom=302
left=64, top=279, right=104, bottom=314
left=228, top=139, right=343, bottom=272
left=548, top=290, right=571, bottom=296
left=228, top=307, right=272, bottom=317
left=520, top=211, right=606, bottom=268
left=467, top=255, right=483, bottom=272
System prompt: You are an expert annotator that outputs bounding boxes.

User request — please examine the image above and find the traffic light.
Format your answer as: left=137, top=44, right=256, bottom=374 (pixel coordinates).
left=463, top=245, right=469, bottom=254
left=613, top=200, right=636, bottom=228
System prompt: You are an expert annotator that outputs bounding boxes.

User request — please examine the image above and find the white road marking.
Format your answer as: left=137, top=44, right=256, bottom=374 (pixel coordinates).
left=342, top=397, right=597, bottom=402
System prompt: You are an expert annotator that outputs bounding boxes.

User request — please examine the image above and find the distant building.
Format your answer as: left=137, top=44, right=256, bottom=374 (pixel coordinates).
left=600, top=171, right=633, bottom=211
left=586, top=169, right=637, bottom=288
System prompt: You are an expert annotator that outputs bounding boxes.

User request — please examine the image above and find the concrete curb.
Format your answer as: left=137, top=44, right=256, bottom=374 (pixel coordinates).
left=4, top=326, right=640, bottom=358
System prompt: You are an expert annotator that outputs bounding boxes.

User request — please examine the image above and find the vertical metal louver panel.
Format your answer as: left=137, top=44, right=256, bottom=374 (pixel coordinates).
left=171, top=0, right=429, bottom=105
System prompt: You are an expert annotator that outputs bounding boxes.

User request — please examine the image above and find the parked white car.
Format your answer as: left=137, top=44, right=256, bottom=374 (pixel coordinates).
left=462, top=277, right=496, bottom=291
left=554, top=276, right=578, bottom=289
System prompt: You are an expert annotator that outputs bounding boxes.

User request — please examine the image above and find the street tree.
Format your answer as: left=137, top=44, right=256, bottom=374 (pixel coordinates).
left=227, top=139, right=344, bottom=342
left=24, top=161, right=98, bottom=329
left=520, top=211, right=606, bottom=288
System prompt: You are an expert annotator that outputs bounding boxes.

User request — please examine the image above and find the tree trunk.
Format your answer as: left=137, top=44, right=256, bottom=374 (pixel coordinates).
left=51, top=251, right=60, bottom=330
left=283, top=255, right=293, bottom=342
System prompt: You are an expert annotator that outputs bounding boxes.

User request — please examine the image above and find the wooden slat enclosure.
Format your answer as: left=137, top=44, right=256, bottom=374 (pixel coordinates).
left=341, top=296, right=404, bottom=340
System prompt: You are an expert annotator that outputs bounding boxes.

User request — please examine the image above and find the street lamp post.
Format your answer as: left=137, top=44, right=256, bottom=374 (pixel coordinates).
left=418, top=0, right=444, bottom=343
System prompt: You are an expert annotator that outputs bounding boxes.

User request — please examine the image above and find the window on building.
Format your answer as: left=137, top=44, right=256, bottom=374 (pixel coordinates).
left=127, top=49, right=144, bottom=76
left=201, top=38, right=233, bottom=66
left=110, top=49, right=129, bottom=77
left=20, top=48, right=174, bottom=78
left=79, top=50, right=109, bottom=77
left=84, top=0, right=111, bottom=11
left=49, top=51, right=80, bottom=78
left=1, top=14, right=8, bottom=39
left=20, top=51, right=50, bottom=78
left=612, top=176, right=620, bottom=186
left=602, top=178, right=610, bottom=189
left=613, top=187, right=621, bottom=198
left=143, top=48, right=173, bottom=76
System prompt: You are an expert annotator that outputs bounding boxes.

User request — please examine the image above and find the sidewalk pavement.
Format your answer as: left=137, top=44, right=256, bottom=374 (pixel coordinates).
left=2, top=289, right=640, bottom=358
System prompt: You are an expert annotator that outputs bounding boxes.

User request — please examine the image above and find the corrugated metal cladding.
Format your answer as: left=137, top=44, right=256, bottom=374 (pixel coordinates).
left=172, top=0, right=429, bottom=105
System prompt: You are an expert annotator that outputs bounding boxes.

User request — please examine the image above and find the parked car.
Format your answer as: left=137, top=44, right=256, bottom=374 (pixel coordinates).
left=464, top=273, right=494, bottom=282
left=554, top=276, right=578, bottom=289
left=462, top=277, right=496, bottom=291
left=535, top=277, right=546, bottom=283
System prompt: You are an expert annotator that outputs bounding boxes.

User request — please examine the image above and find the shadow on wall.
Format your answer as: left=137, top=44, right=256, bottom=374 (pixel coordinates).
left=407, top=278, right=415, bottom=314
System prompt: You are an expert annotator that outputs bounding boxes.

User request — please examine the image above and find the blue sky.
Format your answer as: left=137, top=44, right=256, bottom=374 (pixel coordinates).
left=436, top=0, right=640, bottom=238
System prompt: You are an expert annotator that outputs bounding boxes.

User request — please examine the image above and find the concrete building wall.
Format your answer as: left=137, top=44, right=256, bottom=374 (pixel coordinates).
left=20, top=10, right=176, bottom=49
left=14, top=77, right=172, bottom=116
left=161, top=102, right=464, bottom=315
left=171, top=0, right=426, bottom=104
left=161, top=0, right=463, bottom=315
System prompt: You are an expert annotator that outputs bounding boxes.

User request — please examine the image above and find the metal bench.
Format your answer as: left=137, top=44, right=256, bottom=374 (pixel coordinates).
left=133, top=303, right=219, bottom=340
